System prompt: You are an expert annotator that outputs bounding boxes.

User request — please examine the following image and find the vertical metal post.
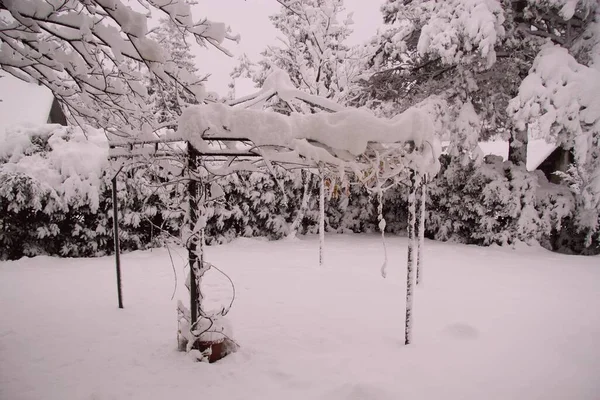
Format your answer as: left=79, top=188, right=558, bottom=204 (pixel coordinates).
left=112, top=175, right=123, bottom=309
left=416, top=176, right=426, bottom=286
left=405, top=171, right=417, bottom=345
left=319, top=167, right=325, bottom=266
left=187, top=143, right=199, bottom=327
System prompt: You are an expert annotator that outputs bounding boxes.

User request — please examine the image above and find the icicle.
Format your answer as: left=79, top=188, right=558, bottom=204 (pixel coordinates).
left=378, top=189, right=388, bottom=278
left=416, top=175, right=426, bottom=286
left=319, top=166, right=325, bottom=266
left=198, top=228, right=207, bottom=309
left=405, top=171, right=417, bottom=345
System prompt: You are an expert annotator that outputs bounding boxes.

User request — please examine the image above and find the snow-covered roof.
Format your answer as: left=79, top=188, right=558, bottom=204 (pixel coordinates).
left=477, top=140, right=558, bottom=171
left=0, top=74, right=55, bottom=136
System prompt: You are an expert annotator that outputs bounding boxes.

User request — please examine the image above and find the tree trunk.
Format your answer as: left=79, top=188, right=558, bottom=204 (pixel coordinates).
left=508, top=126, right=528, bottom=166
left=187, top=144, right=200, bottom=326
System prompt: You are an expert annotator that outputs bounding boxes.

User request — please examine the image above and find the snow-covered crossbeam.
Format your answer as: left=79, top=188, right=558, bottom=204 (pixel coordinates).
left=178, top=103, right=441, bottom=176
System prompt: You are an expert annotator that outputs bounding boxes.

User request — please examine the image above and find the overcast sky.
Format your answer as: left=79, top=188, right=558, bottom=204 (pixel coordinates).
left=191, top=0, right=385, bottom=97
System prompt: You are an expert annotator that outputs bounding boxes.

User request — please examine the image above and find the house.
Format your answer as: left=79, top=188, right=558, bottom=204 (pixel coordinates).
left=439, top=137, right=570, bottom=183
left=0, top=73, right=67, bottom=135
left=477, top=140, right=570, bottom=183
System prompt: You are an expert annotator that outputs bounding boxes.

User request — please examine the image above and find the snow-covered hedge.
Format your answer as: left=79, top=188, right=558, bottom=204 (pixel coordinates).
left=427, top=155, right=547, bottom=246
left=0, top=125, right=181, bottom=260
left=0, top=125, right=107, bottom=259
left=1, top=125, right=597, bottom=260
left=424, top=155, right=600, bottom=254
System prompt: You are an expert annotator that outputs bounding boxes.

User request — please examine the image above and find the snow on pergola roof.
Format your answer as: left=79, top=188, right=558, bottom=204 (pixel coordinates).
left=108, top=68, right=441, bottom=179
left=178, top=103, right=439, bottom=173
left=176, top=68, right=441, bottom=177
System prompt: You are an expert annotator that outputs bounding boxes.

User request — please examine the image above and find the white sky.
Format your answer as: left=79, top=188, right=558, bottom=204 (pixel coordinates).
left=191, top=0, right=385, bottom=97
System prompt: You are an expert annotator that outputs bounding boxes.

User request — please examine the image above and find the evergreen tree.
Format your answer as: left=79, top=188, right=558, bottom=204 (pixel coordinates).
left=232, top=0, right=361, bottom=111
left=360, top=0, right=598, bottom=166
left=361, top=0, right=600, bottom=251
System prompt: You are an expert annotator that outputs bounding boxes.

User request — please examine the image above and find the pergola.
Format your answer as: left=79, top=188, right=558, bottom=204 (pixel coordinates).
left=108, top=71, right=440, bottom=361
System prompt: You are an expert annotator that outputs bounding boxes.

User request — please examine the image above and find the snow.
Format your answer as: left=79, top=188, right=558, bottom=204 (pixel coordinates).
left=178, top=102, right=440, bottom=175
left=452, top=101, right=481, bottom=160
left=1, top=234, right=599, bottom=399
left=0, top=74, right=55, bottom=136
left=417, top=0, right=505, bottom=68
left=231, top=67, right=346, bottom=112
left=0, top=124, right=109, bottom=213
left=509, top=43, right=600, bottom=165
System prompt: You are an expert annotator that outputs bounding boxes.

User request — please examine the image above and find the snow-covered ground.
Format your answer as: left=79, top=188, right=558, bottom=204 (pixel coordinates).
left=1, top=235, right=599, bottom=400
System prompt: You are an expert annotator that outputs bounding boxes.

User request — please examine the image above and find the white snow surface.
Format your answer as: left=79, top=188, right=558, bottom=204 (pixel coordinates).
left=1, top=235, right=599, bottom=400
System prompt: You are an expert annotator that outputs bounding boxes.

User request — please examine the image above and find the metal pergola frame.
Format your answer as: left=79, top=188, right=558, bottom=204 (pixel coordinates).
left=108, top=136, right=264, bottom=320
left=105, top=82, right=432, bottom=348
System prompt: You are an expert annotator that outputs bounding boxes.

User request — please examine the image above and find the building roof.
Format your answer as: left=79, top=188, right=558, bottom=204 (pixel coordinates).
left=0, top=74, right=56, bottom=136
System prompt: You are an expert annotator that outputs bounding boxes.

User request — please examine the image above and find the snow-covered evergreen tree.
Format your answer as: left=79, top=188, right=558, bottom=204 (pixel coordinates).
left=360, top=0, right=597, bottom=165
left=353, top=0, right=599, bottom=252
left=232, top=0, right=361, bottom=110
left=509, top=7, right=600, bottom=248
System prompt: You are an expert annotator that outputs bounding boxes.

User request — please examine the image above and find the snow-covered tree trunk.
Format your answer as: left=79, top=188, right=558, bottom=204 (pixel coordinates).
left=405, top=172, right=418, bottom=345
left=416, top=176, right=426, bottom=286
left=187, top=144, right=201, bottom=326
left=319, top=167, right=325, bottom=266
left=508, top=127, right=528, bottom=166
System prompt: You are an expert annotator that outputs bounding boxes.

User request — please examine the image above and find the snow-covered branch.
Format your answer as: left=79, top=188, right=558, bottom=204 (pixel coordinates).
left=0, top=0, right=236, bottom=137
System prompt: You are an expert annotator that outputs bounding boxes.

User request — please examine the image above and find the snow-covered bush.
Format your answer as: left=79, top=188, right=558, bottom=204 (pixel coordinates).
left=426, top=155, right=546, bottom=246
left=203, top=170, right=294, bottom=244
left=0, top=125, right=108, bottom=259
left=0, top=125, right=183, bottom=260
left=311, top=175, right=379, bottom=234
left=2, top=123, right=595, bottom=260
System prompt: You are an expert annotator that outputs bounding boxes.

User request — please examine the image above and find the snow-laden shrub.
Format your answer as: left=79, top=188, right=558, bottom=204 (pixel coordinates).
left=2, top=124, right=596, bottom=259
left=426, top=155, right=547, bottom=246
left=0, top=125, right=110, bottom=259
left=0, top=125, right=183, bottom=260
left=420, top=154, right=596, bottom=254
left=204, top=170, right=294, bottom=244
left=543, top=164, right=600, bottom=255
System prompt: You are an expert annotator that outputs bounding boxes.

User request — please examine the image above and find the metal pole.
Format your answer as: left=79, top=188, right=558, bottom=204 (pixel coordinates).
left=112, top=175, right=123, bottom=309
left=187, top=143, right=199, bottom=327
left=319, top=167, right=325, bottom=266
left=405, top=171, right=417, bottom=345
left=416, top=176, right=426, bottom=286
